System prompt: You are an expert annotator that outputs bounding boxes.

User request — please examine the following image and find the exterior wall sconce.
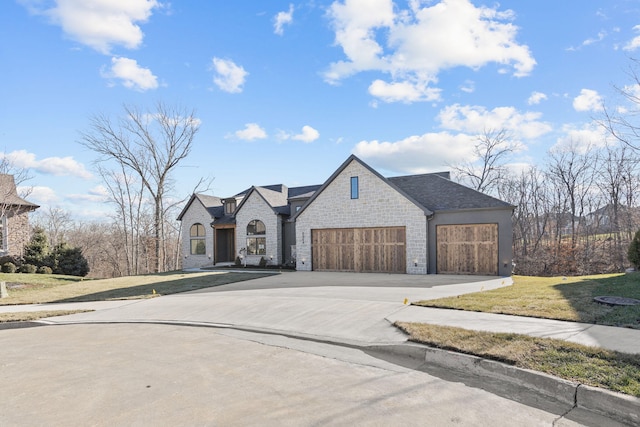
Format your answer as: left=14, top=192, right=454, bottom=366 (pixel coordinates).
left=301, top=258, right=306, bottom=265
left=270, top=254, right=274, bottom=263
left=208, top=254, right=212, bottom=259
left=413, top=258, right=418, bottom=267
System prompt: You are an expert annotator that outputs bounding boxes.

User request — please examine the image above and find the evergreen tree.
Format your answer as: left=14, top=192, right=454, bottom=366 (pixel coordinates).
left=51, top=243, right=90, bottom=277
left=23, top=227, right=50, bottom=266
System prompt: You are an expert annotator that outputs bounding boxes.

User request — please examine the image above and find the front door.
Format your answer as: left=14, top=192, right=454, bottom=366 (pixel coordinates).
left=215, top=227, right=235, bottom=263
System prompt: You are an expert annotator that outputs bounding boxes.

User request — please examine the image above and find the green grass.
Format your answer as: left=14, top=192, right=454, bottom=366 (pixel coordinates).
left=397, top=322, right=640, bottom=397
left=0, top=271, right=274, bottom=305
left=413, top=273, right=640, bottom=328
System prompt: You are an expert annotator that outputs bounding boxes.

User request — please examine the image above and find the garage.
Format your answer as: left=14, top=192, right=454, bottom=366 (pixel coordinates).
left=312, top=227, right=406, bottom=273
left=436, top=224, right=498, bottom=275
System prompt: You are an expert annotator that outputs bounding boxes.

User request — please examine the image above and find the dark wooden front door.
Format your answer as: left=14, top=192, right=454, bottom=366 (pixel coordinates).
left=215, top=227, right=235, bottom=263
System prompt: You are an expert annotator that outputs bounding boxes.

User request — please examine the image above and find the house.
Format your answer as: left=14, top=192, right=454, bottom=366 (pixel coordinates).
left=177, top=184, right=320, bottom=269
left=179, top=155, right=514, bottom=275
left=0, top=174, right=39, bottom=258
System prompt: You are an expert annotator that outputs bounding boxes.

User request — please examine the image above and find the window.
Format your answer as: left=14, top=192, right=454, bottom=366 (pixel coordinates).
left=190, top=223, right=206, bottom=255
left=351, top=176, right=359, bottom=199
left=246, top=219, right=266, bottom=255
left=224, top=199, right=236, bottom=215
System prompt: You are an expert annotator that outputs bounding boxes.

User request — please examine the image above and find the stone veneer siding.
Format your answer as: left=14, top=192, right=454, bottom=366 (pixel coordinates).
left=295, top=160, right=428, bottom=274
left=180, top=199, right=214, bottom=269
left=235, top=192, right=282, bottom=266
left=4, top=209, right=32, bottom=258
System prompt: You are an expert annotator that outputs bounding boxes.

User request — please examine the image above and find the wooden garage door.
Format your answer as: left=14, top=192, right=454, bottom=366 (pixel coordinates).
left=312, top=227, right=406, bottom=273
left=437, top=224, right=498, bottom=275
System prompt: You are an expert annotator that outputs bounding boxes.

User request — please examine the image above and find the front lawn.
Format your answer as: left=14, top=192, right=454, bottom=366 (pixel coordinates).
left=413, top=274, right=640, bottom=329
left=397, top=322, right=640, bottom=397
left=0, top=271, right=274, bottom=305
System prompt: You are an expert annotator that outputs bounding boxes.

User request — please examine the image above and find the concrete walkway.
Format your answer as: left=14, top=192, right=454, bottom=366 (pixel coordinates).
left=5, top=271, right=636, bottom=354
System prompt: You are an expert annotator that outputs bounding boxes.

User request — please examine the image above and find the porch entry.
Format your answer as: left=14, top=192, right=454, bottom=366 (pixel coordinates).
left=214, top=226, right=235, bottom=264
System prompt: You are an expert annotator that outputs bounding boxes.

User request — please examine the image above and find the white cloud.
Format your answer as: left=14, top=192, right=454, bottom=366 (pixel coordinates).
left=20, top=186, right=58, bottom=205
left=325, top=0, right=535, bottom=103
left=23, top=0, right=160, bottom=54
left=352, top=132, right=476, bottom=173
left=527, top=91, right=547, bottom=105
left=368, top=79, right=441, bottom=103
left=101, top=56, right=158, bottom=91
left=278, top=125, right=320, bottom=143
left=292, top=125, right=320, bottom=143
left=553, top=122, right=609, bottom=153
left=573, top=88, right=603, bottom=112
left=211, top=57, right=248, bottom=93
left=1, top=150, right=92, bottom=179
left=437, top=104, right=552, bottom=139
left=624, top=25, right=640, bottom=51
left=67, top=185, right=110, bottom=202
left=274, top=4, right=294, bottom=35
left=232, top=123, right=267, bottom=141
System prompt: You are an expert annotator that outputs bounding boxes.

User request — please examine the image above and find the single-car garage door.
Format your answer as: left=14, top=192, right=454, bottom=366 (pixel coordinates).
left=312, top=227, right=406, bottom=273
left=436, top=224, right=498, bottom=275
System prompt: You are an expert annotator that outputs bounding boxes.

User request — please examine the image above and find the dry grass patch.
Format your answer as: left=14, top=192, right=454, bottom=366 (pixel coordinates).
left=0, top=310, right=92, bottom=322
left=0, top=271, right=274, bottom=305
left=414, top=274, right=640, bottom=328
left=397, top=322, right=640, bottom=397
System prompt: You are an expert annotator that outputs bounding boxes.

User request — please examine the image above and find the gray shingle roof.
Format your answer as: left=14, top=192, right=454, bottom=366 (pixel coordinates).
left=388, top=173, right=513, bottom=211
left=0, top=174, right=38, bottom=209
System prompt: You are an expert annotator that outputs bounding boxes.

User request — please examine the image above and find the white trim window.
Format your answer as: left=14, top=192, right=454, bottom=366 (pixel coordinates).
left=0, top=215, right=6, bottom=252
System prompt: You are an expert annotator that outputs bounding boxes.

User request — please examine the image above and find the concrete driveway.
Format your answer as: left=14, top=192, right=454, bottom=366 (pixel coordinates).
left=39, top=272, right=511, bottom=346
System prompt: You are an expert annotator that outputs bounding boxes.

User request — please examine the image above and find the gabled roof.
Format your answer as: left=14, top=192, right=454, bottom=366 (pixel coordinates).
left=388, top=173, right=514, bottom=212
left=293, top=155, right=514, bottom=220
left=0, top=174, right=39, bottom=210
left=293, top=155, right=433, bottom=220
left=235, top=186, right=291, bottom=216
left=176, top=193, right=222, bottom=221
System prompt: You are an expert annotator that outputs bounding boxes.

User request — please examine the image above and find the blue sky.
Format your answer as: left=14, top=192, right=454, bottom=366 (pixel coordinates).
left=2, top=0, right=640, bottom=220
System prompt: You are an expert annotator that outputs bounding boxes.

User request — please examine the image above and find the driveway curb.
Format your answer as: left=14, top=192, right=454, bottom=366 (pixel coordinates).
left=368, top=343, right=640, bottom=426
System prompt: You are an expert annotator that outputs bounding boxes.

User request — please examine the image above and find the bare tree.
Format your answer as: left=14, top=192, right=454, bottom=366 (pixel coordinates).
left=451, top=128, right=516, bottom=194
left=600, top=58, right=640, bottom=151
left=80, top=102, right=200, bottom=273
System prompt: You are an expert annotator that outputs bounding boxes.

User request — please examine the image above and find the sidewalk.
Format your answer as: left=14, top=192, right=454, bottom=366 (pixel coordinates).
left=387, top=305, right=640, bottom=354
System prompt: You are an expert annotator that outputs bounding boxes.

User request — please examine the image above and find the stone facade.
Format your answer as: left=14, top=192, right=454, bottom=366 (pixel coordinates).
left=180, top=198, right=214, bottom=269
left=3, top=209, right=32, bottom=258
left=295, top=160, right=429, bottom=274
left=235, top=191, right=282, bottom=266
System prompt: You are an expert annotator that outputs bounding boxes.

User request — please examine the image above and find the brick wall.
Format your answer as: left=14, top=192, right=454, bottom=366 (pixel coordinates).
left=295, top=160, right=428, bottom=274
left=5, top=209, right=31, bottom=258
left=235, top=191, right=282, bottom=266
left=180, top=199, right=214, bottom=269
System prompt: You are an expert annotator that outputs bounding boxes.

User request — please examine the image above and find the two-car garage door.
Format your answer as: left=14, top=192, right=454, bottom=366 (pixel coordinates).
left=311, top=223, right=499, bottom=275
left=312, top=227, right=406, bottom=273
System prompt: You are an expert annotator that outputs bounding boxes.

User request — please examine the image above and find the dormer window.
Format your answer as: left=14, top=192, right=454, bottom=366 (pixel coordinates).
left=224, top=199, right=236, bottom=215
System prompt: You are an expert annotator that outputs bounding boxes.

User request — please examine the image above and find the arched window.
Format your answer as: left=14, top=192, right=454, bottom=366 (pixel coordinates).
left=190, top=223, right=206, bottom=255
left=246, top=220, right=266, bottom=255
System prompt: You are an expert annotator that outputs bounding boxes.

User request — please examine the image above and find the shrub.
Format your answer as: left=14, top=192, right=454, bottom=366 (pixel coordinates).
left=1, top=262, right=16, bottom=273
left=37, top=266, right=53, bottom=275
left=23, top=227, right=50, bottom=267
left=52, top=244, right=90, bottom=277
left=628, top=230, right=640, bottom=269
left=19, top=264, right=37, bottom=274
left=259, top=256, right=267, bottom=268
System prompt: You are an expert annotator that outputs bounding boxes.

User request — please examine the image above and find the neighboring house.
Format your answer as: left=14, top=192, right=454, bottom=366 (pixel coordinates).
left=179, top=155, right=515, bottom=276
left=0, top=174, right=39, bottom=258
